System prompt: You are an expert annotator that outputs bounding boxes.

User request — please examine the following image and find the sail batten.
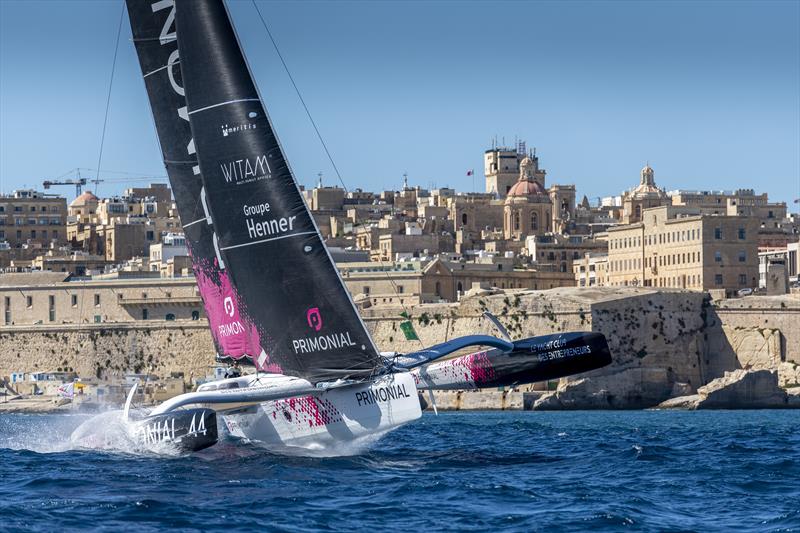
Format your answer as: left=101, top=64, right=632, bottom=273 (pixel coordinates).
left=173, top=0, right=382, bottom=382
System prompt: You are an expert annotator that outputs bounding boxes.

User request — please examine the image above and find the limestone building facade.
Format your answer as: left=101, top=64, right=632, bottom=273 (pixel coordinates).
left=605, top=206, right=759, bottom=294
left=0, top=190, right=67, bottom=248
left=0, top=273, right=203, bottom=326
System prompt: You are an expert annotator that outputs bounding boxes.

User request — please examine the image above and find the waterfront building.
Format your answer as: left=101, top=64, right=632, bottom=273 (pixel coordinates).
left=0, top=189, right=67, bottom=248
left=149, top=232, right=189, bottom=276
left=340, top=256, right=573, bottom=306
left=31, top=249, right=111, bottom=276
left=605, top=205, right=759, bottom=294
left=669, top=188, right=787, bottom=228
left=526, top=234, right=607, bottom=275
left=67, top=184, right=180, bottom=263
left=573, top=252, right=610, bottom=288
left=0, top=272, right=203, bottom=325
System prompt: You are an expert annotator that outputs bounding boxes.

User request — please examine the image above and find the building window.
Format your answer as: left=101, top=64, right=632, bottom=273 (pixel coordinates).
left=48, top=295, right=55, bottom=322
left=457, top=282, right=463, bottom=293
left=513, top=212, right=520, bottom=231
left=142, top=309, right=149, bottom=320
left=4, top=297, right=10, bottom=325
left=738, top=251, right=746, bottom=262
left=738, top=228, right=746, bottom=240
left=191, top=310, right=200, bottom=320
left=26, top=296, right=32, bottom=308
left=363, top=286, right=370, bottom=295
left=715, top=251, right=722, bottom=262
left=71, top=295, right=78, bottom=307
left=531, top=212, right=538, bottom=230
left=94, top=294, right=100, bottom=307
left=397, top=285, right=404, bottom=294
left=165, top=313, right=175, bottom=321
left=715, top=274, right=723, bottom=285
left=461, top=213, right=467, bottom=226
left=715, top=228, right=722, bottom=240
left=739, top=274, right=747, bottom=285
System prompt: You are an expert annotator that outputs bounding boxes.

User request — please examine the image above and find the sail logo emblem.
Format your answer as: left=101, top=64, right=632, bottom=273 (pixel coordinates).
left=220, top=154, right=272, bottom=184
left=221, top=123, right=257, bottom=137
left=224, top=296, right=235, bottom=317
left=306, top=308, right=322, bottom=331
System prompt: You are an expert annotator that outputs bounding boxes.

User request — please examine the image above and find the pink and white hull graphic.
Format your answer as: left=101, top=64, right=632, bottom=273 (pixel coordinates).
left=222, top=373, right=421, bottom=453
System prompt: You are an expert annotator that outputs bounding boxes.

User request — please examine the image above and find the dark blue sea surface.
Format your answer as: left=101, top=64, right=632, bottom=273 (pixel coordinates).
left=1, top=410, right=799, bottom=532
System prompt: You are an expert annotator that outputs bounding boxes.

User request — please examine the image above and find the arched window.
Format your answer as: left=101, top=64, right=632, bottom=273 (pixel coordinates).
left=531, top=212, right=538, bottom=230
left=435, top=281, right=441, bottom=296
left=461, top=213, right=468, bottom=226
left=457, top=282, right=463, bottom=293
left=545, top=212, right=550, bottom=231
left=165, top=313, right=175, bottom=321
left=513, top=211, right=520, bottom=230
left=191, top=310, right=200, bottom=320
left=635, top=205, right=641, bottom=219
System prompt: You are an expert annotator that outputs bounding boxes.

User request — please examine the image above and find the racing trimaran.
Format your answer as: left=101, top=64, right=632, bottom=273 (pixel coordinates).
left=116, top=0, right=611, bottom=453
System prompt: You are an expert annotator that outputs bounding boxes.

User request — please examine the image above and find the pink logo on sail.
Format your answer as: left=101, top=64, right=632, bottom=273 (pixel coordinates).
left=307, top=307, right=322, bottom=331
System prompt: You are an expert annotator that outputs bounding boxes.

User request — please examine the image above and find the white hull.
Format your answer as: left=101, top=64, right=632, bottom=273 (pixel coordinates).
left=221, top=372, right=421, bottom=454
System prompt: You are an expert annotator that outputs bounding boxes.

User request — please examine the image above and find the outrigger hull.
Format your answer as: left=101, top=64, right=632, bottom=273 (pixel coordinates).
left=135, top=408, right=219, bottom=452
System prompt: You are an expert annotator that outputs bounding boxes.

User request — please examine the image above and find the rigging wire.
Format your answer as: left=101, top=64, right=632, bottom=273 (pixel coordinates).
left=93, top=2, right=126, bottom=196
left=250, top=1, right=346, bottom=191
left=250, top=1, right=426, bottom=353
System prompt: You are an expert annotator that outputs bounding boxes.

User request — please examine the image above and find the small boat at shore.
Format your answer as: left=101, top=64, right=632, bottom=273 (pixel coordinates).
left=108, top=0, right=612, bottom=454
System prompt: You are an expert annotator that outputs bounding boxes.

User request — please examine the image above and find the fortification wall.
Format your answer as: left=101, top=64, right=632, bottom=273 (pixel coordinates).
left=0, top=288, right=796, bottom=410
left=0, top=323, right=216, bottom=382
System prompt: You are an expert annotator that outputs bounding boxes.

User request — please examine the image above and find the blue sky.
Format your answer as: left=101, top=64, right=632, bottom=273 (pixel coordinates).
left=1, top=0, right=798, bottom=207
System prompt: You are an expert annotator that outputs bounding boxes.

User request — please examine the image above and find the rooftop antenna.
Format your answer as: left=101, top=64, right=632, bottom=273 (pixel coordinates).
left=403, top=172, right=408, bottom=190
left=317, top=171, right=323, bottom=188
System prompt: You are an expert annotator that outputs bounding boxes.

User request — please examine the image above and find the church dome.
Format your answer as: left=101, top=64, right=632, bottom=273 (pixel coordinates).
left=507, top=178, right=547, bottom=199
left=70, top=191, right=99, bottom=207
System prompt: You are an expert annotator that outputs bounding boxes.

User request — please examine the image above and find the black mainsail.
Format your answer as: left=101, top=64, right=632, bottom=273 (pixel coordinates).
left=174, top=0, right=382, bottom=382
left=126, top=0, right=271, bottom=370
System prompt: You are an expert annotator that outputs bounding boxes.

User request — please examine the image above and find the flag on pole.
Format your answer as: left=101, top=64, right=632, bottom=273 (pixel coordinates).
left=466, top=169, right=474, bottom=176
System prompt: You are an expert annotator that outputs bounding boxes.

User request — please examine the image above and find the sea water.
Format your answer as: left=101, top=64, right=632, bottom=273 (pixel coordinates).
left=0, top=410, right=798, bottom=531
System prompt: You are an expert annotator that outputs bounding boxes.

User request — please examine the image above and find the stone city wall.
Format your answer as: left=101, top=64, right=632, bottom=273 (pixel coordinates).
left=0, top=288, right=797, bottom=409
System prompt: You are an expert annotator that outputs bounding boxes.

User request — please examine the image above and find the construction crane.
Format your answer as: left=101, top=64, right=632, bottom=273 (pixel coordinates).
left=44, top=167, right=168, bottom=198
left=43, top=178, right=88, bottom=197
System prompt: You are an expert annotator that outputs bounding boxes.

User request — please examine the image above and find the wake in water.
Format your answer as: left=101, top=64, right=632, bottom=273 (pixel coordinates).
left=0, top=409, right=394, bottom=458
left=0, top=410, right=182, bottom=456
left=69, top=410, right=183, bottom=456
